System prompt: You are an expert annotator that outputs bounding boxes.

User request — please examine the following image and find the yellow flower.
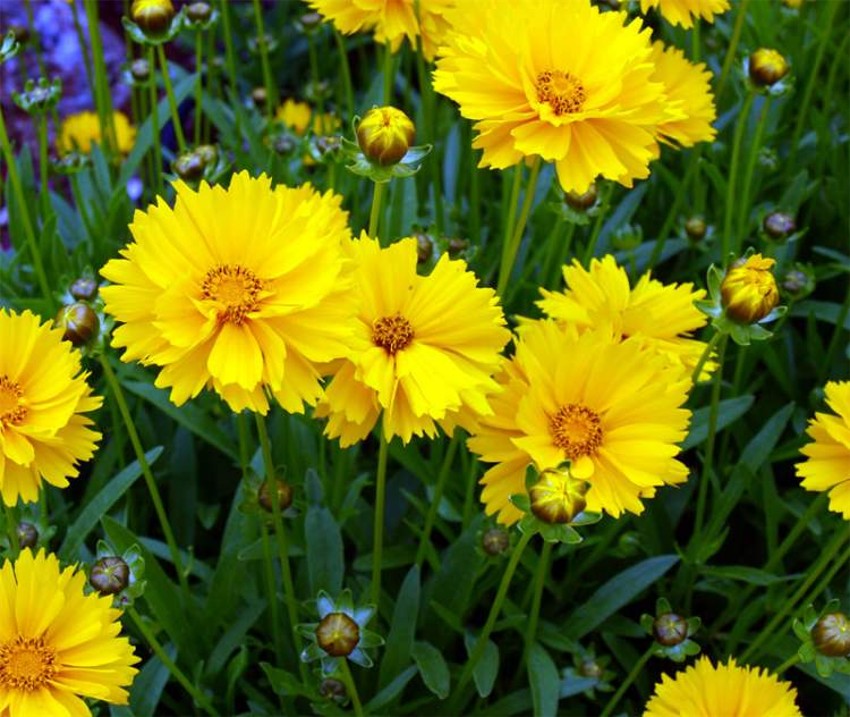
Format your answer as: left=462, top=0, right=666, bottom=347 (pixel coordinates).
left=57, top=111, right=136, bottom=156
left=0, top=309, right=102, bottom=506
left=315, top=234, right=510, bottom=445
left=131, top=0, right=175, bottom=34
left=720, top=253, right=780, bottom=324
left=100, top=172, right=355, bottom=414
left=432, top=0, right=691, bottom=193
left=650, top=42, right=717, bottom=147
left=306, top=0, right=455, bottom=61
left=643, top=656, right=802, bottom=716
left=639, top=0, right=730, bottom=28
left=0, top=549, right=139, bottom=716
left=749, top=48, right=790, bottom=88
left=796, top=381, right=850, bottom=519
left=468, top=321, right=691, bottom=525
left=276, top=99, right=340, bottom=136
left=537, top=255, right=711, bottom=381
left=356, top=106, right=415, bottom=166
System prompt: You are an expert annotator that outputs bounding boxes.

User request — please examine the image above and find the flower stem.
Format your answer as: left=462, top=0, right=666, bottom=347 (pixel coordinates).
left=415, top=433, right=459, bottom=567
left=334, top=30, right=355, bottom=122
left=368, top=181, right=385, bottom=239
left=775, top=653, right=801, bottom=676
left=581, top=181, right=613, bottom=265
left=147, top=45, right=164, bottom=195
left=647, top=154, right=700, bottom=269
left=497, top=157, right=541, bottom=297
left=36, top=114, right=51, bottom=218
left=70, top=0, right=95, bottom=115
left=371, top=430, right=390, bottom=611
left=716, top=0, right=752, bottom=101
left=599, top=645, right=654, bottom=717
left=218, top=0, right=241, bottom=138
left=736, top=97, right=772, bottom=242
left=690, top=330, right=721, bottom=385
left=156, top=44, right=188, bottom=153
left=338, top=658, right=364, bottom=717
left=251, top=0, right=277, bottom=116
left=521, top=540, right=552, bottom=668
left=722, top=91, right=755, bottom=259
left=83, top=0, right=117, bottom=158
left=194, top=30, right=204, bottom=146
left=820, top=280, right=850, bottom=384
left=382, top=44, right=395, bottom=104
left=3, top=503, right=20, bottom=557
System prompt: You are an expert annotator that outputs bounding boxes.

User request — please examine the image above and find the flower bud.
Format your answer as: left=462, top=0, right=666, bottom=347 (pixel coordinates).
left=653, top=612, right=689, bottom=647
left=314, top=135, right=341, bottom=156
left=319, top=677, right=347, bottom=702
left=781, top=268, right=813, bottom=297
left=529, top=468, right=588, bottom=524
left=356, top=107, right=415, bottom=166
left=720, top=254, right=780, bottom=324
left=316, top=612, right=360, bottom=657
left=578, top=658, right=603, bottom=679
left=251, top=86, right=268, bottom=109
left=130, top=0, right=176, bottom=36
left=55, top=302, right=100, bottom=347
left=482, top=527, right=510, bottom=556
left=298, top=12, right=323, bottom=33
left=414, top=231, right=434, bottom=264
left=749, top=48, right=789, bottom=88
left=70, top=277, right=98, bottom=301
left=9, top=25, right=30, bottom=45
left=811, top=613, right=850, bottom=658
left=763, top=211, right=796, bottom=240
left=90, top=556, right=131, bottom=596
left=130, top=58, right=151, bottom=82
left=186, top=1, right=212, bottom=24
left=447, top=237, right=469, bottom=258
left=258, top=479, right=293, bottom=513
left=16, top=522, right=38, bottom=549
left=685, top=216, right=707, bottom=241
left=564, top=183, right=598, bottom=211
left=195, top=144, right=218, bottom=167
left=271, top=135, right=296, bottom=155
left=173, top=152, right=205, bottom=182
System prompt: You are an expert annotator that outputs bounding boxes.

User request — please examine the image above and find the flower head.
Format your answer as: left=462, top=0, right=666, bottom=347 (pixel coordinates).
left=276, top=99, right=340, bottom=136
left=130, top=0, right=176, bottom=35
left=720, top=253, right=780, bottom=324
left=528, top=467, right=588, bottom=524
left=57, top=111, right=136, bottom=156
left=100, top=172, right=355, bottom=414
left=639, top=0, right=729, bottom=28
left=749, top=48, right=790, bottom=88
left=316, top=234, right=510, bottom=445
left=469, top=321, right=691, bottom=525
left=0, top=549, right=139, bottom=715
left=796, top=381, right=850, bottom=519
left=643, top=656, right=802, bottom=716
left=0, top=309, right=102, bottom=506
left=356, top=107, right=415, bottom=166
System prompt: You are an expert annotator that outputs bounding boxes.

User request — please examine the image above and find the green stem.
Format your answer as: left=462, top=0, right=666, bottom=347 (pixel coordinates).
left=415, top=433, right=459, bottom=567
left=521, top=540, right=552, bottom=669
left=690, top=331, right=722, bottom=385
left=127, top=607, right=220, bottom=716
left=194, top=30, right=204, bottom=147
left=540, top=217, right=568, bottom=290
left=722, top=92, right=755, bottom=259
left=70, top=0, right=95, bottom=117
left=23, top=0, right=47, bottom=79
left=371, top=431, right=390, bottom=611
left=4, top=504, right=20, bottom=558
left=218, top=0, right=241, bottom=138
left=775, top=654, right=801, bottom=676
left=820, top=280, right=850, bottom=383
left=338, top=658, right=364, bottom=717
left=647, top=156, right=701, bottom=269
left=148, top=46, right=164, bottom=195
left=497, top=157, right=541, bottom=297
left=599, top=645, right=654, bottom=717
left=156, top=44, right=188, bottom=153
left=36, top=114, right=50, bottom=216
left=582, top=182, right=613, bottom=265
left=414, top=34, right=444, bottom=234
left=251, top=0, right=277, bottom=115
left=736, top=97, right=772, bottom=243
left=334, top=31, right=355, bottom=122
left=716, top=0, right=752, bottom=101
left=307, top=32, right=323, bottom=121
left=99, top=354, right=190, bottom=599
left=83, top=0, right=117, bottom=157
left=382, top=44, right=395, bottom=104
left=368, top=181, right=385, bottom=239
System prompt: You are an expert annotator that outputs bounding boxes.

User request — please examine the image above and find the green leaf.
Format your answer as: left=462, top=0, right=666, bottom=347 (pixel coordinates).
left=305, top=504, right=344, bottom=596
left=528, top=642, right=560, bottom=717
left=562, top=555, right=680, bottom=640
left=380, top=565, right=421, bottom=688
left=260, top=663, right=314, bottom=699
left=129, top=642, right=175, bottom=717
left=365, top=665, right=418, bottom=713
left=60, top=446, right=163, bottom=559
left=412, top=641, right=450, bottom=699
left=682, top=396, right=755, bottom=450
left=465, top=632, right=500, bottom=698
left=206, top=600, right=266, bottom=677
left=701, top=565, right=792, bottom=586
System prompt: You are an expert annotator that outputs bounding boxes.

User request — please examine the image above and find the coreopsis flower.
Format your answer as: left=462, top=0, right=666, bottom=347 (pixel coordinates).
left=356, top=106, right=415, bottom=166
left=0, top=309, right=102, bottom=506
left=57, top=110, right=136, bottom=156
left=432, top=0, right=693, bottom=193
left=276, top=98, right=340, bottom=136
left=315, top=234, right=510, bottom=445
left=130, top=0, right=176, bottom=35
left=748, top=48, right=790, bottom=88
left=649, top=42, right=717, bottom=147
left=468, top=321, right=691, bottom=525
left=720, top=253, right=780, bottom=324
left=643, top=657, right=802, bottom=716
left=796, top=381, right=850, bottom=519
left=306, top=0, right=455, bottom=61
left=0, top=550, right=139, bottom=716
left=537, top=255, right=711, bottom=381
left=639, top=0, right=730, bottom=28
left=100, top=172, right=355, bottom=414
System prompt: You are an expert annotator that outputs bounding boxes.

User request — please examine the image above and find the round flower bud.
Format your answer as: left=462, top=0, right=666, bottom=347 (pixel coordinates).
left=55, top=302, right=100, bottom=347
left=186, top=1, right=212, bottom=24
left=414, top=231, right=434, bottom=264
left=749, top=48, right=790, bottom=88
left=272, top=135, right=296, bottom=155
left=298, top=12, right=323, bottom=33
left=578, top=658, right=603, bottom=679
left=529, top=468, right=588, bottom=524
left=258, top=479, right=293, bottom=513
left=564, top=183, right=598, bottom=211
left=720, top=254, right=780, bottom=324
left=89, top=556, right=130, bottom=596
left=684, top=216, right=707, bottom=241
left=319, top=678, right=347, bottom=702
left=251, top=87, right=268, bottom=109
left=195, top=144, right=218, bottom=167
left=130, top=58, right=151, bottom=83
left=70, top=277, right=98, bottom=301
left=811, top=613, right=850, bottom=658
left=173, top=152, right=205, bottom=182
left=356, top=106, right=415, bottom=166
left=316, top=612, right=360, bottom=657
left=763, top=212, right=796, bottom=240
left=447, top=238, right=469, bottom=258
left=16, top=522, right=38, bottom=549
left=314, top=135, right=341, bottom=156
left=781, top=268, right=813, bottom=297
left=9, top=25, right=30, bottom=45
left=482, top=527, right=510, bottom=556
left=653, top=612, right=689, bottom=647
left=130, top=0, right=176, bottom=36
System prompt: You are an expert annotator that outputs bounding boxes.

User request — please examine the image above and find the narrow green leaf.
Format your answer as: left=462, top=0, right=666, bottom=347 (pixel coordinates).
left=380, top=565, right=421, bottom=688
left=305, top=504, right=344, bottom=596
left=365, top=665, right=418, bottom=713
left=528, top=642, right=559, bottom=717
left=464, top=632, right=499, bottom=698
left=412, top=641, right=450, bottom=699
left=701, top=565, right=794, bottom=586
left=128, top=643, right=175, bottom=717
left=206, top=600, right=266, bottom=677
left=682, top=396, right=755, bottom=450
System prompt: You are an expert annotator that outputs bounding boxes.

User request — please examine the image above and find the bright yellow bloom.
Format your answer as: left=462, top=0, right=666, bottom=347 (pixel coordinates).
left=721, top=253, right=780, bottom=324
left=100, top=172, right=355, bottom=414
left=537, top=255, right=710, bottom=381
left=0, top=309, right=102, bottom=506
left=57, top=111, right=136, bottom=156
left=469, top=321, right=691, bottom=525
left=276, top=99, right=340, bottom=136
left=643, top=656, right=802, bottom=716
left=650, top=42, right=717, bottom=147
left=796, top=381, right=850, bottom=519
left=356, top=106, right=415, bottom=166
left=639, top=0, right=730, bottom=28
left=0, top=550, right=139, bottom=717
left=306, top=0, right=454, bottom=61
left=433, top=0, right=690, bottom=193
left=315, top=234, right=510, bottom=445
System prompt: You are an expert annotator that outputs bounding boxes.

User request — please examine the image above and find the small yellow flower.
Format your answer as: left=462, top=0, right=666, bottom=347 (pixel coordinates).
left=749, top=48, right=790, bottom=88
left=356, top=107, right=415, bottom=166
left=639, top=0, right=730, bottom=28
left=130, top=0, right=176, bottom=34
left=276, top=99, right=340, bottom=136
left=720, top=253, right=780, bottom=324
left=57, top=111, right=136, bottom=156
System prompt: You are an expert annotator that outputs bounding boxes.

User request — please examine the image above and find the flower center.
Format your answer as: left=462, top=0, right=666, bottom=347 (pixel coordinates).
left=535, top=70, right=586, bottom=115
left=549, top=403, right=603, bottom=460
left=0, top=375, right=27, bottom=427
left=201, top=264, right=264, bottom=325
left=372, top=314, right=414, bottom=355
left=315, top=613, right=360, bottom=657
left=0, top=636, right=57, bottom=692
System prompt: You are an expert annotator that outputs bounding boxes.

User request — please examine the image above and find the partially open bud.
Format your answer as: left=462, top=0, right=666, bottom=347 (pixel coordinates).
left=251, top=87, right=268, bottom=110
left=564, top=183, right=598, bottom=211
left=173, top=152, right=205, bottom=182
left=186, top=1, right=212, bottom=24
left=258, top=479, right=293, bottom=513
left=529, top=468, right=588, bottom=524
left=685, top=216, right=707, bottom=241
left=763, top=211, right=796, bottom=240
left=90, top=556, right=131, bottom=596
left=55, top=302, right=100, bottom=347
left=70, top=277, right=98, bottom=301
left=16, top=522, right=38, bottom=549
left=749, top=48, right=790, bottom=88
left=130, top=0, right=176, bottom=36
left=316, top=613, right=360, bottom=657
left=482, top=527, right=510, bottom=556
left=653, top=613, right=689, bottom=647
left=720, top=254, right=780, bottom=324
left=130, top=58, right=151, bottom=82
left=356, top=107, right=415, bottom=166
left=811, top=613, right=850, bottom=658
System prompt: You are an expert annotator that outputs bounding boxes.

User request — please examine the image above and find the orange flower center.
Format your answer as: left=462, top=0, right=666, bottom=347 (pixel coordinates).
left=549, top=403, right=603, bottom=460
left=201, top=264, right=264, bottom=325
left=536, top=70, right=586, bottom=115
left=0, top=375, right=27, bottom=427
left=372, top=314, right=414, bottom=355
left=0, top=636, right=57, bottom=692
